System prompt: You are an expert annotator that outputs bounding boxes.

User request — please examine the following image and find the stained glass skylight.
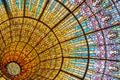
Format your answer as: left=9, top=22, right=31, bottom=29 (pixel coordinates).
left=0, top=0, right=120, bottom=80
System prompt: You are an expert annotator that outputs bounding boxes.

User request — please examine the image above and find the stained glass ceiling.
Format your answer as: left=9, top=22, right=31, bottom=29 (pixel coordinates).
left=0, top=0, right=120, bottom=80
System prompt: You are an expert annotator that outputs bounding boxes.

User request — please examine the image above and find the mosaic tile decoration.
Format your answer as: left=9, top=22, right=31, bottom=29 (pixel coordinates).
left=0, top=0, right=120, bottom=80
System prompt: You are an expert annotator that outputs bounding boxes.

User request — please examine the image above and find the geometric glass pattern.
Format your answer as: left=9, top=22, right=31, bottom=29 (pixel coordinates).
left=0, top=0, right=120, bottom=80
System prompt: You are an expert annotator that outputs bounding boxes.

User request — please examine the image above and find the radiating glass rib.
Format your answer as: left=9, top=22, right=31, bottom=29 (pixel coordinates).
left=2, top=0, right=12, bottom=42
left=61, top=69, right=82, bottom=79
left=22, top=56, right=62, bottom=69
left=52, top=0, right=85, bottom=30
left=63, top=57, right=120, bottom=62
left=16, top=0, right=49, bottom=62
left=38, top=0, right=49, bottom=20
left=1, top=0, right=13, bottom=18
left=1, top=0, right=13, bottom=65
left=61, top=23, right=119, bottom=44
left=13, top=0, right=26, bottom=61
left=111, top=0, right=120, bottom=16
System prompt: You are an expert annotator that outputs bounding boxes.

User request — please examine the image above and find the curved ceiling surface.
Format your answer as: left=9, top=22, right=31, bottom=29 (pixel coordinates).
left=0, top=0, right=120, bottom=80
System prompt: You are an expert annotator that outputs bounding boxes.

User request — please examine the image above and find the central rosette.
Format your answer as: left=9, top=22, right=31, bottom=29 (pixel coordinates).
left=1, top=41, right=40, bottom=79
left=6, top=62, right=21, bottom=76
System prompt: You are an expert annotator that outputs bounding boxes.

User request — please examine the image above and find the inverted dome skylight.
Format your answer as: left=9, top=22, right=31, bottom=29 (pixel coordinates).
left=0, top=0, right=120, bottom=80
